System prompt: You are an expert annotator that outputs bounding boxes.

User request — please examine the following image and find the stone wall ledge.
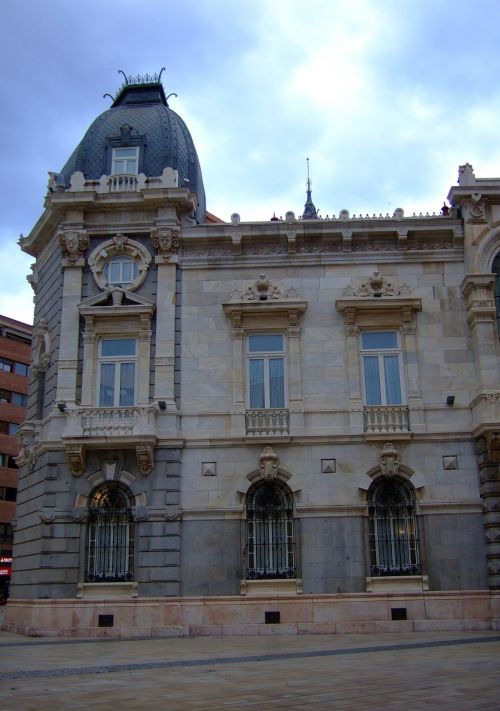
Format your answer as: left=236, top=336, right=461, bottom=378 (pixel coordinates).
left=3, top=590, right=499, bottom=638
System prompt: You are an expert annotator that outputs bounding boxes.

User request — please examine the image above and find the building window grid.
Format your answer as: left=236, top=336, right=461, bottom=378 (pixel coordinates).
left=86, top=484, right=134, bottom=583
left=368, top=479, right=421, bottom=577
left=103, top=256, right=138, bottom=288
left=111, top=147, right=139, bottom=175
left=97, top=338, right=137, bottom=407
left=246, top=334, right=286, bottom=409
left=361, top=331, right=404, bottom=405
left=246, top=480, right=295, bottom=580
left=0, top=390, right=27, bottom=406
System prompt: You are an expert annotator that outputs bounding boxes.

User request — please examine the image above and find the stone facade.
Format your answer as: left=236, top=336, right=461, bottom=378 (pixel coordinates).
left=4, top=79, right=500, bottom=636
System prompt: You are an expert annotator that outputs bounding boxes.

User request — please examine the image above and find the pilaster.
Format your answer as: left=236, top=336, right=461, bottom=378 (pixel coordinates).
left=55, top=229, right=88, bottom=405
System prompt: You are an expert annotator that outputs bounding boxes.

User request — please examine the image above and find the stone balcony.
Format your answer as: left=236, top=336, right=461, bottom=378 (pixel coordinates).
left=107, top=174, right=139, bottom=192
left=363, top=405, right=410, bottom=438
left=61, top=405, right=158, bottom=476
left=245, top=409, right=290, bottom=436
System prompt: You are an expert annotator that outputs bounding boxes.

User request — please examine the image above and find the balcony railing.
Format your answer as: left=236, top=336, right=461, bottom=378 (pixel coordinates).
left=245, top=409, right=290, bottom=436
left=107, top=174, right=138, bottom=192
left=364, top=405, right=410, bottom=434
left=63, top=405, right=157, bottom=440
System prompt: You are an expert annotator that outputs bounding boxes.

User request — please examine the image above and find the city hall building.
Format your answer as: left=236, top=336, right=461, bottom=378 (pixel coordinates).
left=4, top=75, right=500, bottom=636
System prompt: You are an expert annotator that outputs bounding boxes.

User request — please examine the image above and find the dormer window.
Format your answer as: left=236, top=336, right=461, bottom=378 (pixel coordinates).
left=112, top=147, right=139, bottom=175
left=103, top=256, right=139, bottom=288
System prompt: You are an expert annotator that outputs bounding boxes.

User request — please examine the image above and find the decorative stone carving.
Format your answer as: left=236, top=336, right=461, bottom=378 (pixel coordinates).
left=229, top=276, right=303, bottom=303
left=321, top=459, right=336, bottom=474
left=136, top=445, right=154, bottom=475
left=68, top=508, right=87, bottom=522
left=443, top=455, right=459, bottom=470
left=165, top=507, right=182, bottom=521
left=202, top=461, right=217, bottom=477
left=151, top=226, right=181, bottom=261
left=87, top=234, right=151, bottom=291
left=259, top=446, right=279, bottom=479
left=343, top=272, right=410, bottom=298
left=58, top=229, right=89, bottom=263
left=26, top=263, right=38, bottom=292
left=39, top=510, right=56, bottom=524
left=248, top=274, right=281, bottom=301
left=344, top=325, right=359, bottom=337
left=379, top=443, right=400, bottom=478
left=134, top=506, right=150, bottom=521
left=67, top=445, right=86, bottom=476
left=16, top=425, right=38, bottom=469
left=32, top=318, right=51, bottom=374
left=458, top=163, right=475, bottom=185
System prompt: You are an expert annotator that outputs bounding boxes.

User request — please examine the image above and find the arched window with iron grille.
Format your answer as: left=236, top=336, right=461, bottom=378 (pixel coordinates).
left=86, top=483, right=134, bottom=582
left=246, top=480, right=295, bottom=579
left=493, top=252, right=500, bottom=335
left=368, top=478, right=420, bottom=577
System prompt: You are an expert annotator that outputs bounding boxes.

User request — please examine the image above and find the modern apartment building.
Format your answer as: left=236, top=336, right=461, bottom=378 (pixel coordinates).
left=0, top=316, right=31, bottom=601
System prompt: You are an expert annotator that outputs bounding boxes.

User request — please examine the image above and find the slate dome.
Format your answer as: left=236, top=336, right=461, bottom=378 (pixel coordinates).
left=60, top=78, right=206, bottom=222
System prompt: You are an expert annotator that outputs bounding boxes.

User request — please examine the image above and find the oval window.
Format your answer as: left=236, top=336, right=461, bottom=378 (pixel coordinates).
left=103, top=256, right=138, bottom=287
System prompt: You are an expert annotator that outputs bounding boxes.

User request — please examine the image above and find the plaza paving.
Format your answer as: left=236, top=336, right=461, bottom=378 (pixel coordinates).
left=0, top=628, right=498, bottom=710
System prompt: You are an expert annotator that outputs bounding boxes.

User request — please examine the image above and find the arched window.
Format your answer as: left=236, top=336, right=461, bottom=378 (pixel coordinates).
left=86, top=483, right=134, bottom=582
left=246, top=480, right=295, bottom=579
left=493, top=253, right=500, bottom=335
left=368, top=478, right=420, bottom=577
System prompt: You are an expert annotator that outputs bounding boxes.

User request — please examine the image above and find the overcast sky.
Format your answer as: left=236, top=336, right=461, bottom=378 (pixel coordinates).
left=2, top=0, right=500, bottom=324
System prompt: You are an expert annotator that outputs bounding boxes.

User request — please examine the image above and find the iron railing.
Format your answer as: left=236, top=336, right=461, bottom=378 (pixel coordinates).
left=86, top=507, right=134, bottom=582
left=247, top=510, right=295, bottom=579
left=368, top=502, right=420, bottom=576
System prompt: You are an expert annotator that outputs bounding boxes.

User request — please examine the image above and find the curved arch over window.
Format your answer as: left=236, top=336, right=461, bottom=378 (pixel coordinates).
left=246, top=480, right=295, bottom=579
left=493, top=252, right=500, bottom=335
left=368, top=478, right=420, bottom=577
left=86, top=483, right=134, bottom=582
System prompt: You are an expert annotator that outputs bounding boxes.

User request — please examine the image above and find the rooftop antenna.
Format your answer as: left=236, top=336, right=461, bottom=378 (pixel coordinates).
left=302, top=156, right=318, bottom=219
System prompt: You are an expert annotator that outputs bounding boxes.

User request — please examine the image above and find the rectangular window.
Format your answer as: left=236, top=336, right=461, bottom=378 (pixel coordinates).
left=247, top=334, right=286, bottom=409
left=98, top=339, right=136, bottom=407
left=8, top=423, right=20, bottom=435
left=0, top=487, right=17, bottom=502
left=11, top=392, right=27, bottom=406
left=14, top=362, right=29, bottom=377
left=0, top=454, right=17, bottom=468
left=112, top=147, right=139, bottom=175
left=361, top=331, right=403, bottom=405
left=0, top=523, right=13, bottom=542
left=0, top=358, right=13, bottom=373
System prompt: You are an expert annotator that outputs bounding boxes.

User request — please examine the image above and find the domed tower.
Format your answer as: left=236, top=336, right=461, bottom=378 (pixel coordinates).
left=9, top=74, right=209, bottom=615
left=56, top=73, right=206, bottom=222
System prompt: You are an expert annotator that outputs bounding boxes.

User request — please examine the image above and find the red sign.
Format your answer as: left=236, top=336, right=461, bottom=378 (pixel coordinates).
left=0, top=567, right=11, bottom=576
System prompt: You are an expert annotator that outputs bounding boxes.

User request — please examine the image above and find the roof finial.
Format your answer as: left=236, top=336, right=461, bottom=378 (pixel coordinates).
left=302, top=156, right=318, bottom=219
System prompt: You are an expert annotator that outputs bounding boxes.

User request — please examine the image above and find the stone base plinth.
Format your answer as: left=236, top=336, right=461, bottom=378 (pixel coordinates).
left=3, top=590, right=499, bottom=638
